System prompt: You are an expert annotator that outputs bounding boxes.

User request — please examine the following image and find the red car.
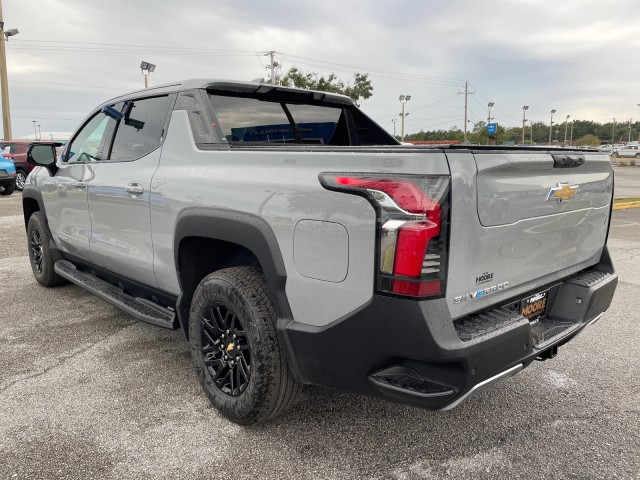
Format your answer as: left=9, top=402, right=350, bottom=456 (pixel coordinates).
left=0, top=141, right=64, bottom=190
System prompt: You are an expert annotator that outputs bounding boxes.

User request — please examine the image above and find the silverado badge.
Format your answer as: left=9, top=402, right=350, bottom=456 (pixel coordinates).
left=546, top=182, right=579, bottom=203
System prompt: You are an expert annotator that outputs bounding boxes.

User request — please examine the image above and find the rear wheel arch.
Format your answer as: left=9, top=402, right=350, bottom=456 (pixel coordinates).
left=173, top=208, right=292, bottom=337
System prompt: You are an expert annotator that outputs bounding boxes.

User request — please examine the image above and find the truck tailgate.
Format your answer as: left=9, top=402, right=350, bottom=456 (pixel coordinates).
left=445, top=150, right=613, bottom=319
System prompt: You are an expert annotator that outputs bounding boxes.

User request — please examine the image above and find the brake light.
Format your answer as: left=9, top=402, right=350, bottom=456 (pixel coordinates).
left=321, top=173, right=450, bottom=299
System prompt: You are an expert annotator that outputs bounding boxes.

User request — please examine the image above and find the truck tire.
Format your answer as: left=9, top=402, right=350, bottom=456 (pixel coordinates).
left=189, top=267, right=300, bottom=425
left=26, top=212, right=67, bottom=287
left=0, top=181, right=15, bottom=195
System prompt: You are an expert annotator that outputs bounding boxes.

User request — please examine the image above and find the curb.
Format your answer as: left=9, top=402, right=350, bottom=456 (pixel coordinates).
left=613, top=201, right=640, bottom=210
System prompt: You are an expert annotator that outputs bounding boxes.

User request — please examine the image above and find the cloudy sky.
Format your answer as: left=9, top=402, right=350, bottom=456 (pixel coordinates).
left=2, top=0, right=639, bottom=139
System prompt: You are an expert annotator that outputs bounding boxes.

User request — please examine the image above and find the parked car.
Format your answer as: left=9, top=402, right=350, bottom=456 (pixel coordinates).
left=611, top=144, right=640, bottom=158
left=0, top=154, right=16, bottom=195
left=598, top=144, right=613, bottom=152
left=0, top=140, right=63, bottom=190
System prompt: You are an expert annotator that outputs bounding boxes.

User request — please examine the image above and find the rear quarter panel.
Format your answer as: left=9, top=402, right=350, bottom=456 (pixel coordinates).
left=152, top=110, right=450, bottom=327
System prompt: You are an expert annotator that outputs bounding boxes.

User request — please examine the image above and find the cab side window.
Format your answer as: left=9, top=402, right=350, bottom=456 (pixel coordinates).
left=66, top=113, right=110, bottom=163
left=108, top=96, right=171, bottom=161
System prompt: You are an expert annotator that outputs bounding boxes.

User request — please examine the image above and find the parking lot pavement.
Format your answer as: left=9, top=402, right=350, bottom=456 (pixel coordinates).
left=1, top=194, right=639, bottom=480
left=613, top=166, right=640, bottom=198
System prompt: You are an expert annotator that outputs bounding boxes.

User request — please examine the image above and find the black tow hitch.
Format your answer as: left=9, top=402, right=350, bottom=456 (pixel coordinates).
left=536, top=344, right=558, bottom=361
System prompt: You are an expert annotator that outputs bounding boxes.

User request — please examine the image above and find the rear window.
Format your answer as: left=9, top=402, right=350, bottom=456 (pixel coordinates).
left=209, top=94, right=343, bottom=145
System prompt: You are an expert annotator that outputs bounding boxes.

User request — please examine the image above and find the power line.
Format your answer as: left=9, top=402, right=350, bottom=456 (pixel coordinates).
left=13, top=115, right=82, bottom=121
left=10, top=38, right=257, bottom=53
left=8, top=45, right=259, bottom=57
left=285, top=54, right=464, bottom=85
left=12, top=80, right=128, bottom=91
left=470, top=83, right=520, bottom=122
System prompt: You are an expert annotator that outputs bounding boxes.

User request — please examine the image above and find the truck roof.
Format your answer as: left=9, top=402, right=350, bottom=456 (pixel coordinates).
left=101, top=79, right=355, bottom=108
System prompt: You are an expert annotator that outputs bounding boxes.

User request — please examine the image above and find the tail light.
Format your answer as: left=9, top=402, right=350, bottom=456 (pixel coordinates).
left=320, top=173, right=450, bottom=299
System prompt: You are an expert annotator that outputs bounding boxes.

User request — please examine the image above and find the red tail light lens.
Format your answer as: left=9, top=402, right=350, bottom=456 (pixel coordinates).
left=321, top=173, right=450, bottom=299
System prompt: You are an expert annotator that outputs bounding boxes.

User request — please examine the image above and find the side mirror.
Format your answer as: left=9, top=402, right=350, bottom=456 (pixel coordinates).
left=27, top=144, right=57, bottom=166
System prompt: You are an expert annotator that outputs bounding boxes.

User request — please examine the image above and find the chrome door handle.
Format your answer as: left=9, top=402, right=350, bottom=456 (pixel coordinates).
left=72, top=181, right=86, bottom=189
left=125, top=183, right=144, bottom=195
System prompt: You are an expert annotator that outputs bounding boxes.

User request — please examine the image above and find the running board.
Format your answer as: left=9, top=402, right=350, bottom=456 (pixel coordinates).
left=54, top=260, right=176, bottom=329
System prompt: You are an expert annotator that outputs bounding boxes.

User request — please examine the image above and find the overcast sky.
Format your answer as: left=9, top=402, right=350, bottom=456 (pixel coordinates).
left=3, top=0, right=640, bottom=139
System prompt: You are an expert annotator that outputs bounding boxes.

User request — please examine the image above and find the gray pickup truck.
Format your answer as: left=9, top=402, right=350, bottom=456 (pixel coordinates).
left=22, top=79, right=617, bottom=425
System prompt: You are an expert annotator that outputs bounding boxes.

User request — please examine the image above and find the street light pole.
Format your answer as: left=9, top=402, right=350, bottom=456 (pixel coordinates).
left=399, top=94, right=411, bottom=142
left=140, top=61, right=156, bottom=89
left=522, top=106, right=529, bottom=144
left=0, top=0, right=18, bottom=141
left=548, top=109, right=556, bottom=145
left=37, top=124, right=41, bottom=140
left=32, top=120, right=37, bottom=139
left=391, top=118, right=396, bottom=137
left=570, top=120, right=574, bottom=146
left=564, top=115, right=570, bottom=146
left=530, top=122, right=534, bottom=144
left=612, top=118, right=616, bottom=144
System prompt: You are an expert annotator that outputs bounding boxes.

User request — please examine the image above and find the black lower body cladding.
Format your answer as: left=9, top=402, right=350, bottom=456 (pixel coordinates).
left=281, top=248, right=618, bottom=411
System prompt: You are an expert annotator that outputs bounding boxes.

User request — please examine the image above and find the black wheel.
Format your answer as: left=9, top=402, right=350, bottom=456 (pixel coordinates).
left=189, top=267, right=300, bottom=425
left=635, top=153, right=640, bottom=159
left=26, top=212, right=67, bottom=287
left=15, top=170, right=27, bottom=190
left=612, top=152, right=619, bottom=158
left=0, top=180, right=15, bottom=195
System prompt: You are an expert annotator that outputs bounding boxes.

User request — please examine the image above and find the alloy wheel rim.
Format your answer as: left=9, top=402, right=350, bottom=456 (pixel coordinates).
left=201, top=302, right=251, bottom=397
left=16, top=172, right=26, bottom=189
left=30, top=228, right=44, bottom=273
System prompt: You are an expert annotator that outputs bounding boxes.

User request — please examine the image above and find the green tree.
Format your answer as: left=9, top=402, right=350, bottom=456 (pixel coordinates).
left=575, top=134, right=600, bottom=147
left=280, top=67, right=373, bottom=106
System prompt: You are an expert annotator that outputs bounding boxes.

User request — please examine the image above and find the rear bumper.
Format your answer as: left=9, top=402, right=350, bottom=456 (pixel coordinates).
left=280, top=248, right=618, bottom=410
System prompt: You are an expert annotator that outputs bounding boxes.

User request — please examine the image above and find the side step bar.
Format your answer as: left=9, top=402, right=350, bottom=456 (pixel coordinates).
left=54, top=260, right=176, bottom=329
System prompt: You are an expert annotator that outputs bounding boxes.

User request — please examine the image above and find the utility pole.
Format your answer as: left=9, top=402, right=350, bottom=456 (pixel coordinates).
left=264, top=51, right=281, bottom=84
left=564, top=115, right=570, bottom=146
left=522, top=106, right=529, bottom=144
left=549, top=109, right=556, bottom=145
left=460, top=81, right=473, bottom=143
left=629, top=119, right=632, bottom=143
left=487, top=102, right=494, bottom=145
left=463, top=82, right=468, bottom=143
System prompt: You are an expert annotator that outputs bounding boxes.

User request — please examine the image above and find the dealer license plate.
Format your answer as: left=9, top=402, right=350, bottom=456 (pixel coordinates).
left=520, top=290, right=549, bottom=320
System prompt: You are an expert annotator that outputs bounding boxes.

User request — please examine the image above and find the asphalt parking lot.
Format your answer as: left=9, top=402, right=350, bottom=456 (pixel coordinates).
left=1, top=186, right=639, bottom=479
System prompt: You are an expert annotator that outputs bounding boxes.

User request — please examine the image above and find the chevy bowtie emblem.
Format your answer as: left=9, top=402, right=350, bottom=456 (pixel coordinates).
left=547, top=182, right=579, bottom=203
